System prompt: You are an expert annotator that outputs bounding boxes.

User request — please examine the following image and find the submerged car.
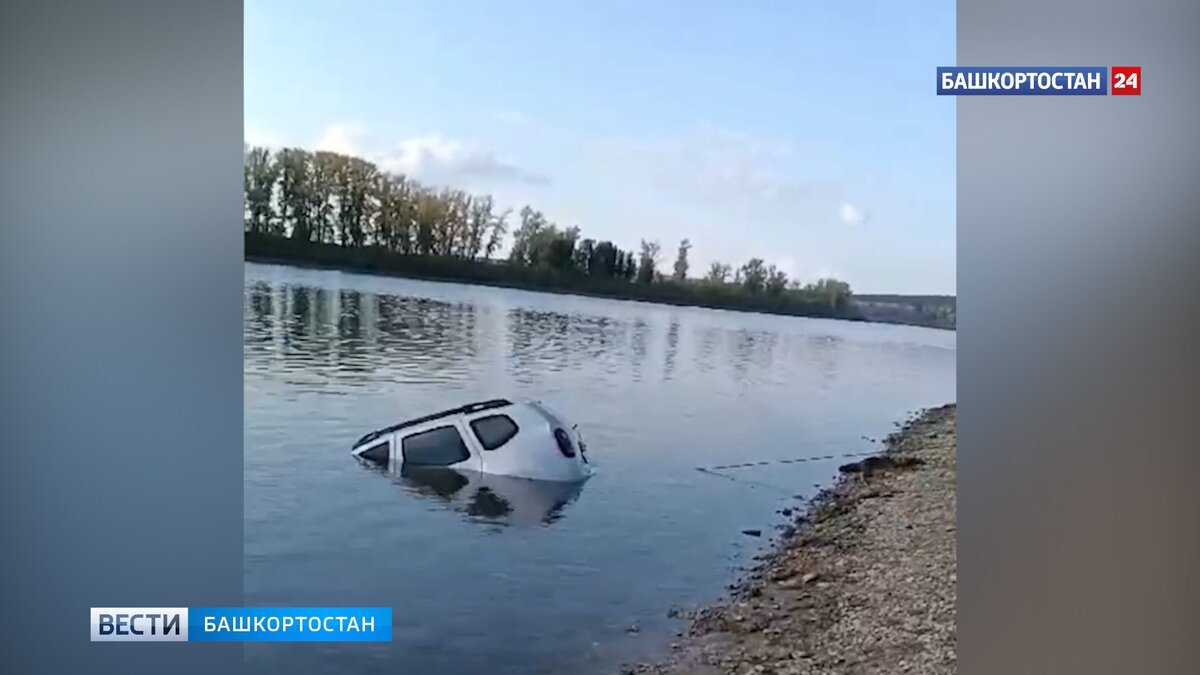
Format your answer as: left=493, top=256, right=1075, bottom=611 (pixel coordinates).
left=351, top=398, right=592, bottom=482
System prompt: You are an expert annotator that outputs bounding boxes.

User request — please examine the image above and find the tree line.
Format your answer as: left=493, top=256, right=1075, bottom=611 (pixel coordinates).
left=244, top=144, right=856, bottom=318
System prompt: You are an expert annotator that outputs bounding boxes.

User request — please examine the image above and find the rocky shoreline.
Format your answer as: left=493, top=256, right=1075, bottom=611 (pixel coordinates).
left=630, top=404, right=957, bottom=675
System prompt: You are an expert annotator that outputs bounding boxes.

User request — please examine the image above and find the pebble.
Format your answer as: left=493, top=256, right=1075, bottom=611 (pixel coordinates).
left=635, top=405, right=958, bottom=675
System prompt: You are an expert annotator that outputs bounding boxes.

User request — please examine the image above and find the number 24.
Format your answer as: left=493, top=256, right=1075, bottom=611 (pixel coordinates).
left=1115, top=72, right=1139, bottom=88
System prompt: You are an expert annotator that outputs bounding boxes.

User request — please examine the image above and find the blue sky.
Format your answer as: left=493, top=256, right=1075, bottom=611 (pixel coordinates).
left=245, top=1, right=956, bottom=294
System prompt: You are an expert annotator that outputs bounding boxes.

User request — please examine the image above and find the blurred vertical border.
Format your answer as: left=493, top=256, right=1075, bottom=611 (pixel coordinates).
left=958, top=1, right=1200, bottom=673
left=0, top=1, right=244, bottom=673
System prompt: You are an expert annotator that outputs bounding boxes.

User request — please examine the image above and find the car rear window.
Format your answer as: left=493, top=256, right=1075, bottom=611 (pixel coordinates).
left=401, top=425, right=471, bottom=466
left=470, top=414, right=519, bottom=450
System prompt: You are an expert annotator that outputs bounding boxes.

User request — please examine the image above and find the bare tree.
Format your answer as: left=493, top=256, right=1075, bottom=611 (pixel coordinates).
left=705, top=261, right=731, bottom=284
left=673, top=238, right=691, bottom=281
left=637, top=239, right=661, bottom=284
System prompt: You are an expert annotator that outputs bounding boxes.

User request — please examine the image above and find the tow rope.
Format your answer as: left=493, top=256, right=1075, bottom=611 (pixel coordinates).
left=694, top=450, right=880, bottom=493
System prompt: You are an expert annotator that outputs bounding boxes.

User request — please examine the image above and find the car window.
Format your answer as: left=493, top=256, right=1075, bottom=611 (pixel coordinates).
left=359, top=440, right=390, bottom=464
left=470, top=414, right=519, bottom=450
left=401, top=425, right=471, bottom=466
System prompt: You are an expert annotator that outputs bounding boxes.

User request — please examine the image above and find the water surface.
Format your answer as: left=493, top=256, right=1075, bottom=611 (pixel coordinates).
left=243, top=262, right=956, bottom=674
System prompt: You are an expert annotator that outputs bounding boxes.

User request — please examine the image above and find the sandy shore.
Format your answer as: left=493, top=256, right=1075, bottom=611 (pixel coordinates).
left=632, top=404, right=957, bottom=675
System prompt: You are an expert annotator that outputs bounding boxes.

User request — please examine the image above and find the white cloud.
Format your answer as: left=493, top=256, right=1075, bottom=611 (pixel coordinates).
left=838, top=202, right=868, bottom=226
left=315, top=121, right=369, bottom=156
left=378, top=135, right=548, bottom=186
left=301, top=122, right=547, bottom=187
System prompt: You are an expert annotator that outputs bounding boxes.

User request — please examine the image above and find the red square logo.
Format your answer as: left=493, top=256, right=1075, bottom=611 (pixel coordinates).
left=1111, top=66, right=1141, bottom=95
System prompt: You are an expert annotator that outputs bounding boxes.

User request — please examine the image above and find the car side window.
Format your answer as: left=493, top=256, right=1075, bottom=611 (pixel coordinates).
left=359, top=440, right=390, bottom=464
left=470, top=414, right=519, bottom=451
left=401, top=425, right=471, bottom=466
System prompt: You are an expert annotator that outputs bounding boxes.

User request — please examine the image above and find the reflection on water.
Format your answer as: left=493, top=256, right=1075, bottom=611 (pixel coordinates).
left=244, top=263, right=956, bottom=675
left=245, top=279, right=950, bottom=398
left=374, top=464, right=588, bottom=527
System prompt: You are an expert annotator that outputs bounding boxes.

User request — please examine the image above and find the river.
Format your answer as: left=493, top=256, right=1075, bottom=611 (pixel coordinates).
left=243, top=262, right=956, bottom=674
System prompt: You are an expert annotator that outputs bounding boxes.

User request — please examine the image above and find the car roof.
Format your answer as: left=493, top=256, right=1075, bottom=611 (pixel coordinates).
left=353, top=398, right=514, bottom=449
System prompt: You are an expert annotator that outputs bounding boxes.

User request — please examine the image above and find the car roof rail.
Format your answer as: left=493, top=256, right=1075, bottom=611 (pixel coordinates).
left=352, top=398, right=513, bottom=448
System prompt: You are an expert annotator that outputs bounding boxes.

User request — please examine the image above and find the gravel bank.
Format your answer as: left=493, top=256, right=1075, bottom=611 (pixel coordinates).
left=632, top=404, right=957, bottom=675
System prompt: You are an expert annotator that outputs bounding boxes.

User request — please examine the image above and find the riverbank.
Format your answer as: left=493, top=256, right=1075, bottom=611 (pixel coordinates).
left=632, top=404, right=957, bottom=675
left=247, top=251, right=850, bottom=319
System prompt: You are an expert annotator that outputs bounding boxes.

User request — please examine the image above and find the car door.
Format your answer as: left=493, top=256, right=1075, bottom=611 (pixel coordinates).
left=464, top=412, right=521, bottom=476
left=452, top=417, right=486, bottom=473
left=399, top=421, right=482, bottom=472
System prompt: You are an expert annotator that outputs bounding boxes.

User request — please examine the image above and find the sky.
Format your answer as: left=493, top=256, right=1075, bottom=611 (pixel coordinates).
left=245, top=1, right=956, bottom=294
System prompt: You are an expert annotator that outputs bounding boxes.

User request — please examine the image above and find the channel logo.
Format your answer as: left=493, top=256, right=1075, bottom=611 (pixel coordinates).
left=91, top=608, right=188, bottom=642
left=90, top=607, right=393, bottom=642
left=937, top=66, right=1141, bottom=96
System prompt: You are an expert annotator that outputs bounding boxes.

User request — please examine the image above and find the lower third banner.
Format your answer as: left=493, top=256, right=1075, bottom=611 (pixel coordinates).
left=189, top=607, right=392, bottom=642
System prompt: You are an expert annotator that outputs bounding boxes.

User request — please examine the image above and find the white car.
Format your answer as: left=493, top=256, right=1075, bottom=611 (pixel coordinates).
left=351, top=398, right=592, bottom=482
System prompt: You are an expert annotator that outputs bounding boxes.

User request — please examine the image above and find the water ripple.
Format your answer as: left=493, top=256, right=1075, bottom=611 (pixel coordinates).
left=243, top=263, right=956, bottom=675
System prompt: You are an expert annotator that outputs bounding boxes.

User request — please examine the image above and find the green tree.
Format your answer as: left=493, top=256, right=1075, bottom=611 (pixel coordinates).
left=372, top=172, right=414, bottom=252
left=309, top=151, right=339, bottom=244
left=543, top=226, right=580, bottom=271
left=243, top=146, right=280, bottom=235
left=740, top=258, right=767, bottom=294
left=807, top=278, right=852, bottom=309
left=243, top=142, right=875, bottom=324
left=592, top=241, right=618, bottom=276
left=765, top=265, right=789, bottom=297
left=413, top=187, right=445, bottom=256
left=509, top=206, right=547, bottom=266
left=276, top=148, right=312, bottom=241
left=342, top=157, right=376, bottom=248
left=575, top=238, right=595, bottom=273
left=435, top=188, right=469, bottom=257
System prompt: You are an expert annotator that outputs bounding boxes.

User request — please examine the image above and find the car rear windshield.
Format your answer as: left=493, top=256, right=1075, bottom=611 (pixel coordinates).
left=470, top=414, right=519, bottom=451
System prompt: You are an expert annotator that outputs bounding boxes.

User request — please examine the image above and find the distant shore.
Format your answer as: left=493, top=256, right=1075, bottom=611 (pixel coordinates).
left=245, top=252, right=852, bottom=321
left=629, top=404, right=958, bottom=675
left=244, top=240, right=953, bottom=332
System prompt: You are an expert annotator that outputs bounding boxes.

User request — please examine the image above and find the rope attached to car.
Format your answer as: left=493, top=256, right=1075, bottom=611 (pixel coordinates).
left=693, top=450, right=881, bottom=493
